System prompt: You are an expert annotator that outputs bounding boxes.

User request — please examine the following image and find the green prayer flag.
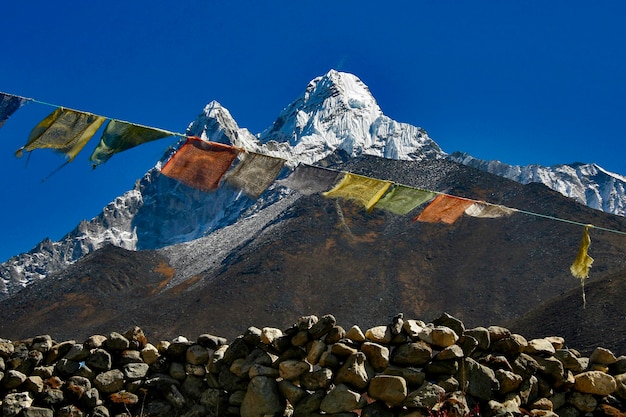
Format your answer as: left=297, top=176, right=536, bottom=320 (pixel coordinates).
left=90, top=120, right=172, bottom=166
left=373, top=185, right=437, bottom=215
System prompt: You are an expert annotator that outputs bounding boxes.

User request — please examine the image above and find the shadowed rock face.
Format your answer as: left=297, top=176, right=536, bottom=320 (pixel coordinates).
left=0, top=156, right=625, bottom=357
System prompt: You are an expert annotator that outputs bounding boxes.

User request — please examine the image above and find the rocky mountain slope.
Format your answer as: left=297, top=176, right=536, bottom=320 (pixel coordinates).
left=2, top=70, right=626, bottom=301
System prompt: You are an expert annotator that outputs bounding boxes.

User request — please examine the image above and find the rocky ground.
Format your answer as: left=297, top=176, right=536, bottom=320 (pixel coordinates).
left=1, top=313, right=625, bottom=417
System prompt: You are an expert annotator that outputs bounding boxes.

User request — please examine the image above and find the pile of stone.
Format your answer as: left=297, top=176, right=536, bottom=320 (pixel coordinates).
left=0, top=313, right=625, bottom=417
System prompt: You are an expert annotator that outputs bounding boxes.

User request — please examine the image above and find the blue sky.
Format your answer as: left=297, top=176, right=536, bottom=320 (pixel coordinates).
left=1, top=1, right=625, bottom=261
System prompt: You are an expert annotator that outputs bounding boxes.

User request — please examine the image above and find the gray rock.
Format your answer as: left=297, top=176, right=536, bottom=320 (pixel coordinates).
left=293, top=390, right=325, bottom=417
left=495, top=369, right=523, bottom=394
left=0, top=339, right=15, bottom=359
left=465, top=327, right=490, bottom=351
left=94, top=369, right=125, bottom=394
left=248, top=364, right=279, bottom=378
left=308, top=314, right=336, bottom=339
left=525, top=338, right=556, bottom=356
left=534, top=355, right=565, bottom=384
left=458, top=357, right=499, bottom=401
left=433, top=312, right=465, bottom=337
left=181, top=375, right=206, bottom=400
left=390, top=341, right=432, bottom=367
left=24, top=375, right=45, bottom=395
left=424, top=359, right=459, bottom=375
left=2, top=391, right=33, bottom=417
left=361, top=342, right=390, bottom=372
left=63, top=343, right=89, bottom=361
left=197, top=333, right=227, bottom=350
left=345, top=325, right=366, bottom=343
left=2, top=369, right=27, bottom=389
left=240, top=376, right=284, bottom=417
left=331, top=341, right=359, bottom=358
left=573, top=370, right=617, bottom=396
left=169, top=361, right=186, bottom=380
left=30, top=335, right=53, bottom=354
left=90, top=405, right=110, bottom=417
left=103, top=332, right=130, bottom=351
left=124, top=362, right=149, bottom=380
left=492, top=334, right=527, bottom=357
left=365, top=325, right=393, bottom=344
left=66, top=376, right=91, bottom=401
left=279, top=359, right=310, bottom=381
left=383, top=365, right=426, bottom=388
left=54, top=358, right=81, bottom=377
left=554, top=349, right=585, bottom=372
left=84, top=335, right=107, bottom=349
left=589, top=347, right=617, bottom=365
left=86, top=348, right=112, bottom=371
left=487, top=325, right=511, bottom=342
left=301, top=367, right=334, bottom=391
left=57, top=405, right=84, bottom=417
left=278, top=379, right=307, bottom=406
left=22, top=406, right=55, bottom=417
left=403, top=381, right=446, bottom=410
left=164, top=384, right=186, bottom=409
left=80, top=387, right=100, bottom=409
left=325, top=325, right=346, bottom=344
left=306, top=339, right=326, bottom=365
left=320, top=383, right=365, bottom=414
left=568, top=391, right=597, bottom=413
left=335, top=352, right=374, bottom=390
left=41, top=388, right=64, bottom=406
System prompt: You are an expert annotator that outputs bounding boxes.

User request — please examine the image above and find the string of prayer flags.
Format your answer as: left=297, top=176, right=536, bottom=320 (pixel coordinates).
left=0, top=93, right=29, bottom=129
left=465, top=201, right=517, bottom=218
left=225, top=151, right=286, bottom=197
left=414, top=194, right=476, bottom=224
left=160, top=137, right=241, bottom=192
left=15, top=108, right=106, bottom=161
left=276, top=163, right=341, bottom=195
left=323, top=172, right=392, bottom=212
left=374, top=185, right=437, bottom=215
left=90, top=120, right=172, bottom=166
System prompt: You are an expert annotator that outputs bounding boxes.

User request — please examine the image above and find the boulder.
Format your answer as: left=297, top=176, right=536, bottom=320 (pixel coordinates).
left=573, top=370, right=617, bottom=396
left=240, top=376, right=284, bottom=417
left=368, top=375, right=408, bottom=406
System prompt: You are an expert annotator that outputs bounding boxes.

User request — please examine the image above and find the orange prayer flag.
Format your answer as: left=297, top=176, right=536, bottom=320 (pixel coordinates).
left=160, top=137, right=240, bottom=192
left=414, top=194, right=475, bottom=224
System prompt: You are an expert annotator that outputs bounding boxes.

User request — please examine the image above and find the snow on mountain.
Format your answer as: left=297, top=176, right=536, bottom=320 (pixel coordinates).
left=2, top=69, right=625, bottom=298
left=449, top=152, right=626, bottom=217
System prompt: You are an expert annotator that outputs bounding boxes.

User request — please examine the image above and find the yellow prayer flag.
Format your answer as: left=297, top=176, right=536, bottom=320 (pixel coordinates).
left=16, top=108, right=106, bottom=161
left=323, top=172, right=392, bottom=211
left=570, top=226, right=594, bottom=280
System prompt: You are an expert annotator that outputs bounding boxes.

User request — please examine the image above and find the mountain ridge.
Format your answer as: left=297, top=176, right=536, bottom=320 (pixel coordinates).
left=2, top=69, right=626, bottom=299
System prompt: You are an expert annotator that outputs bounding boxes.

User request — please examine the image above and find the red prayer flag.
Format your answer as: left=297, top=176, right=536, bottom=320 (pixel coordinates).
left=160, top=137, right=240, bottom=192
left=414, top=194, right=475, bottom=224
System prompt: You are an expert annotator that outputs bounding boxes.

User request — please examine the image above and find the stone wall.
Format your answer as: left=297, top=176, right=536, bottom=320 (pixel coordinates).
left=0, top=313, right=625, bottom=417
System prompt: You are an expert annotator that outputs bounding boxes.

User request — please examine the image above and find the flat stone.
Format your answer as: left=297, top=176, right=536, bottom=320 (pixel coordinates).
left=94, top=369, right=125, bottom=394
left=465, top=327, right=490, bottom=350
left=525, top=339, right=556, bottom=356
left=589, top=347, right=617, bottom=365
left=365, top=325, right=393, bottom=344
left=279, top=359, right=310, bottom=381
left=390, top=341, right=432, bottom=367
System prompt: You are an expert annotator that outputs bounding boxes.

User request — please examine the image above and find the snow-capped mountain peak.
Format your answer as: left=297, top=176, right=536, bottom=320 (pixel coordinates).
left=258, top=70, right=445, bottom=165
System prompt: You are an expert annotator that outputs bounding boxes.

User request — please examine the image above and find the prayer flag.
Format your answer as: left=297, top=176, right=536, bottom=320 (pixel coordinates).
left=570, top=226, right=594, bottom=280
left=16, top=108, right=106, bottom=161
left=465, top=201, right=517, bottom=218
left=0, top=93, right=29, bottom=128
left=161, top=137, right=241, bottom=192
left=90, top=120, right=172, bottom=166
left=373, top=185, right=436, bottom=215
left=276, top=163, right=341, bottom=195
left=225, top=152, right=286, bottom=197
left=323, top=172, right=392, bottom=211
left=414, top=194, right=475, bottom=224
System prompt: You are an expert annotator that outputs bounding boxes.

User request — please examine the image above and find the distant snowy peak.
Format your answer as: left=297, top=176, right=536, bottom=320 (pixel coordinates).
left=259, top=70, right=446, bottom=165
left=449, top=152, right=626, bottom=216
left=189, top=70, right=446, bottom=167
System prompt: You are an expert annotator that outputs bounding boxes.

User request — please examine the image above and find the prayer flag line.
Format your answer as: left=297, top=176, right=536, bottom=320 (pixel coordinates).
left=2, top=90, right=626, bottom=286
